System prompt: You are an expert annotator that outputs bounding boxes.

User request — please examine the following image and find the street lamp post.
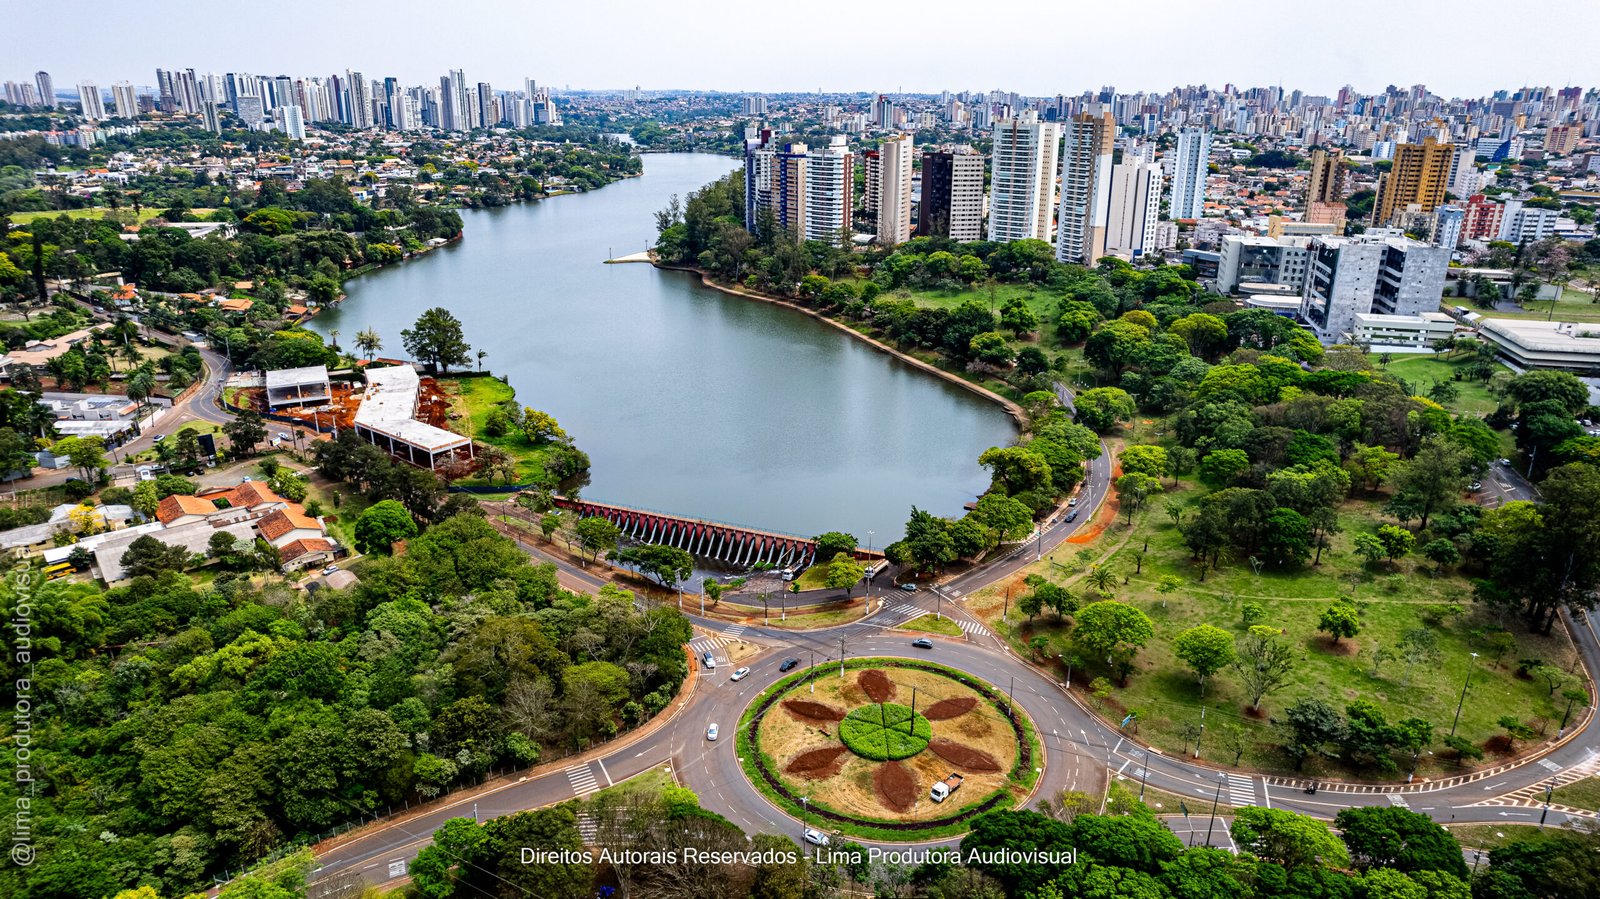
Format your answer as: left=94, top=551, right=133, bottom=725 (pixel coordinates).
left=1541, top=778, right=1555, bottom=825
left=1204, top=774, right=1226, bottom=848
left=1194, top=706, right=1206, bottom=759
left=1449, top=652, right=1481, bottom=739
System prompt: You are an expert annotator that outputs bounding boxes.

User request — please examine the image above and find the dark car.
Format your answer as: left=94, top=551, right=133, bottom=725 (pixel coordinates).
left=911, top=638, right=934, bottom=649
left=1065, top=510, right=1080, bottom=522
left=779, top=657, right=800, bottom=672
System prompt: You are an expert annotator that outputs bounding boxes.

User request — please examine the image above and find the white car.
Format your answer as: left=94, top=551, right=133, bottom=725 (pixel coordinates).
left=803, top=828, right=830, bottom=847
left=730, top=666, right=750, bottom=682
left=321, top=565, right=339, bottom=576
left=1067, top=497, right=1079, bottom=506
left=706, top=723, right=719, bottom=741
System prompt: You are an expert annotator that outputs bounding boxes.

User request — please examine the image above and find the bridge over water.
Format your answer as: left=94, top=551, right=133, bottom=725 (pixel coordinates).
left=552, top=497, right=885, bottom=571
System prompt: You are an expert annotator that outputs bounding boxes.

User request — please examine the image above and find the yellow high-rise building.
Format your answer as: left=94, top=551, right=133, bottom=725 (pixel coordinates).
left=1373, top=137, right=1453, bottom=226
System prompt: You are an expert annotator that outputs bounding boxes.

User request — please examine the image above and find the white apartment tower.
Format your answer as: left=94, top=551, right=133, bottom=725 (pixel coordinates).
left=876, top=134, right=915, bottom=246
left=805, top=137, right=854, bottom=246
left=1169, top=127, right=1211, bottom=220
left=111, top=82, right=139, bottom=119
left=34, top=71, right=55, bottom=108
left=1105, top=162, right=1164, bottom=258
left=1056, top=111, right=1116, bottom=263
left=987, top=114, right=1060, bottom=243
left=273, top=105, right=306, bottom=141
left=77, top=82, right=105, bottom=120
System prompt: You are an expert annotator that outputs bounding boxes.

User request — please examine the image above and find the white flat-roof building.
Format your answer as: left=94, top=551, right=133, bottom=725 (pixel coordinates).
left=1351, top=312, right=1456, bottom=349
left=1479, top=319, right=1600, bottom=372
left=352, top=366, right=472, bottom=469
left=265, top=365, right=332, bottom=409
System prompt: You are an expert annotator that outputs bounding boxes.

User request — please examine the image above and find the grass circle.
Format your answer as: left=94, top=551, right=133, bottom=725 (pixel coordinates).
left=838, top=703, right=932, bottom=760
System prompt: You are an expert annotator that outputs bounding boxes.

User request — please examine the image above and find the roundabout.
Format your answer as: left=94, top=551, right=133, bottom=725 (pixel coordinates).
left=736, top=657, right=1042, bottom=841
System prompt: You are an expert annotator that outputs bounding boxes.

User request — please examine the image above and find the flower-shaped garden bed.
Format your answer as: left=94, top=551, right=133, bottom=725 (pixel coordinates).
left=736, top=658, right=1041, bottom=841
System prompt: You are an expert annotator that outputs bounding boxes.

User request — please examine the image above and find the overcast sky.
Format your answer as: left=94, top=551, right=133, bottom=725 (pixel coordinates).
left=7, top=0, right=1599, bottom=98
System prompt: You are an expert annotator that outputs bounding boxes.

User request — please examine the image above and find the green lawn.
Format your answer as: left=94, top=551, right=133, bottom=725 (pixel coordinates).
left=440, top=375, right=557, bottom=486
left=583, top=764, right=677, bottom=805
left=1472, top=287, right=1600, bottom=324
left=793, top=565, right=829, bottom=591
left=8, top=207, right=169, bottom=225
left=1383, top=355, right=1508, bottom=415
left=1550, top=777, right=1600, bottom=812
left=1449, top=824, right=1563, bottom=852
left=900, top=613, right=964, bottom=636
left=972, top=476, right=1577, bottom=777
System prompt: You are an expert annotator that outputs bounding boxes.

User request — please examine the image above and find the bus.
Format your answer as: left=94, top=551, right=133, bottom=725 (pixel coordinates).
left=43, top=562, right=73, bottom=580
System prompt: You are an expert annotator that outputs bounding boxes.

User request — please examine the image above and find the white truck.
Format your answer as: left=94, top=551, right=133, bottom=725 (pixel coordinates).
left=929, top=773, right=964, bottom=802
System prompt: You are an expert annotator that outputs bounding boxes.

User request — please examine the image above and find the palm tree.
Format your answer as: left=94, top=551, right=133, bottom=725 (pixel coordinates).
left=476, top=349, right=487, bottom=372
left=1086, top=566, right=1117, bottom=596
left=328, top=328, right=340, bottom=350
left=354, top=328, right=382, bottom=362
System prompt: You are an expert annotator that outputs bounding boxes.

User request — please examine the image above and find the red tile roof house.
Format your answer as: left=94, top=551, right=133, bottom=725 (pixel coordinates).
left=277, top=537, right=335, bottom=572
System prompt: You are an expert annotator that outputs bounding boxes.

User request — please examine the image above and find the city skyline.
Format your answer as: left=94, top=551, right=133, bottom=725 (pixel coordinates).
left=8, top=0, right=1599, bottom=97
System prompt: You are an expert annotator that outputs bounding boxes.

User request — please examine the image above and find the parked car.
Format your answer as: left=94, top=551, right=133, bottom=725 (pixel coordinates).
left=930, top=772, right=965, bottom=802
left=779, top=658, right=800, bottom=672
left=803, top=829, right=830, bottom=847
left=1499, top=458, right=1513, bottom=466
left=730, top=666, right=750, bottom=682
left=899, top=583, right=918, bottom=593
left=321, top=565, right=339, bottom=576
left=278, top=432, right=291, bottom=440
left=1468, top=482, right=1483, bottom=491
left=911, top=638, right=934, bottom=649
left=152, top=434, right=165, bottom=442
left=706, top=723, right=719, bottom=741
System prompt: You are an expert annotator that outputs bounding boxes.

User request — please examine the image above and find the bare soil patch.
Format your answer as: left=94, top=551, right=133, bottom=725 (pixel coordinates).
left=874, top=760, right=918, bottom=812
left=859, top=669, right=896, bottom=703
left=783, top=699, right=846, bottom=723
left=785, top=746, right=849, bottom=780
left=923, top=697, right=978, bottom=720
left=928, top=738, right=1002, bottom=772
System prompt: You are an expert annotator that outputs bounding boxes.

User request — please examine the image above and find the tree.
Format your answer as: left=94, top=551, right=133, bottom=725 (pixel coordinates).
left=1120, top=445, right=1171, bottom=481
left=1000, top=296, right=1040, bottom=337
left=1073, top=600, right=1154, bottom=685
left=624, top=543, right=695, bottom=592
left=978, top=446, right=1054, bottom=496
left=1317, top=603, right=1361, bottom=645
left=1376, top=524, right=1416, bottom=563
left=1335, top=806, right=1468, bottom=877
left=1387, top=436, right=1469, bottom=530
left=971, top=492, right=1035, bottom=543
left=1344, top=444, right=1402, bottom=493
left=1234, top=625, right=1295, bottom=711
left=223, top=408, right=267, bottom=455
left=1199, top=449, right=1251, bottom=486
left=401, top=306, right=472, bottom=373
left=1421, top=538, right=1461, bottom=573
left=902, top=506, right=956, bottom=574
left=354, top=327, right=383, bottom=361
left=824, top=552, right=866, bottom=594
left=54, top=435, right=106, bottom=482
left=812, top=530, right=857, bottom=561
left=1073, top=387, right=1136, bottom=433
left=1229, top=807, right=1350, bottom=870
left=574, top=515, right=621, bottom=563
left=353, top=499, right=418, bottom=555
left=118, top=534, right=193, bottom=578
left=1173, top=624, right=1236, bottom=695
left=1353, top=532, right=1387, bottom=566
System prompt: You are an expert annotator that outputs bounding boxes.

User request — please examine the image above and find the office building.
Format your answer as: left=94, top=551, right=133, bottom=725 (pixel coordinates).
left=918, top=147, right=985, bottom=242
left=1479, top=318, right=1600, bottom=371
left=111, top=82, right=138, bottom=119
left=1298, top=234, right=1450, bottom=342
left=1373, top=137, right=1453, bottom=225
left=1056, top=111, right=1116, bottom=263
left=804, top=136, right=853, bottom=246
left=1351, top=312, right=1457, bottom=348
left=1104, top=162, right=1163, bottom=258
left=1218, top=235, right=1312, bottom=294
left=34, top=71, right=54, bottom=108
left=77, top=81, right=105, bottom=120
left=1168, top=127, right=1211, bottom=220
left=988, top=115, right=1059, bottom=243
left=875, top=134, right=914, bottom=245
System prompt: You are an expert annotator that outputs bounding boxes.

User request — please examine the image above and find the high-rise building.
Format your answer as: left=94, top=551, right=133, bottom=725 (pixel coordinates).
left=1546, top=125, right=1581, bottom=156
left=1373, top=137, right=1453, bottom=225
left=439, top=70, right=470, bottom=132
left=1105, top=162, right=1164, bottom=258
left=1168, top=127, right=1211, bottom=220
left=1448, top=146, right=1481, bottom=199
left=347, top=73, right=372, bottom=129
left=743, top=95, right=768, bottom=117
left=918, top=147, right=985, bottom=242
left=1505, top=206, right=1560, bottom=244
left=875, top=134, right=914, bottom=246
left=1433, top=205, right=1464, bottom=250
left=77, top=81, right=105, bottom=120
left=804, top=136, right=854, bottom=246
left=34, top=71, right=54, bottom=108
left=1305, top=148, right=1346, bottom=207
left=1056, top=111, right=1116, bottom=263
left=743, top=132, right=810, bottom=239
left=1462, top=194, right=1505, bottom=243
left=1299, top=234, right=1449, bottom=341
left=477, top=82, right=495, bottom=128
left=201, top=100, right=221, bottom=134
left=273, top=104, right=306, bottom=141
left=987, top=114, right=1060, bottom=244
left=111, top=82, right=139, bottom=119
left=873, top=94, right=896, bottom=130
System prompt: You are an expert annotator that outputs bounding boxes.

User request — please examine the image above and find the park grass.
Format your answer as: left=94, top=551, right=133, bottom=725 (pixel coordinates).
left=438, top=375, right=557, bottom=485
left=584, top=764, right=677, bottom=805
left=1550, top=777, right=1600, bottom=812
left=1383, top=355, right=1508, bottom=416
left=1473, top=287, right=1600, bottom=324
left=900, top=614, right=964, bottom=637
left=754, top=603, right=867, bottom=630
left=1449, top=823, right=1565, bottom=852
left=967, top=474, right=1578, bottom=778
left=794, top=565, right=829, bottom=591
left=8, top=207, right=169, bottom=225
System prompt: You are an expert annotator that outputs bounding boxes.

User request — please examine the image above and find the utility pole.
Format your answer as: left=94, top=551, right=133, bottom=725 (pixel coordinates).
left=1204, top=774, right=1225, bottom=848
left=839, top=634, right=846, bottom=678
left=809, top=649, right=816, bottom=694
left=1541, top=778, right=1555, bottom=825
left=1449, top=652, right=1480, bottom=738
left=1194, top=707, right=1206, bottom=759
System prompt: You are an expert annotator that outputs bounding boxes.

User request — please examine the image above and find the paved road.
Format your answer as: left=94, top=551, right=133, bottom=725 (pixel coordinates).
left=1475, top=457, right=1539, bottom=508
left=302, top=408, right=1600, bottom=888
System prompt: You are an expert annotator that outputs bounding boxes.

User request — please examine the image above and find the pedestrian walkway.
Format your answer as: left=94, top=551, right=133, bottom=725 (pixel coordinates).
left=724, top=624, right=747, bottom=638
left=957, top=618, right=991, bottom=638
left=888, top=602, right=922, bottom=621
left=688, top=635, right=735, bottom=653
left=566, top=762, right=601, bottom=798
left=1225, top=773, right=1257, bottom=807
left=576, top=813, right=598, bottom=842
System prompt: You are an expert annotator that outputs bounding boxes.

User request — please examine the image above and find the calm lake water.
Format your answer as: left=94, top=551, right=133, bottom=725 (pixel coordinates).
left=309, top=153, right=1015, bottom=542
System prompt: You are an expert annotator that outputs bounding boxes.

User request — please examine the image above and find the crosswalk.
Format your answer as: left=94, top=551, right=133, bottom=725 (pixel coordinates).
left=688, top=635, right=734, bottom=653
left=724, top=624, right=747, bottom=639
left=566, top=762, right=601, bottom=797
left=1386, top=793, right=1411, bottom=808
left=888, top=602, right=921, bottom=620
left=1225, top=773, right=1257, bottom=807
left=576, top=813, right=598, bottom=843
left=958, top=619, right=991, bottom=638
